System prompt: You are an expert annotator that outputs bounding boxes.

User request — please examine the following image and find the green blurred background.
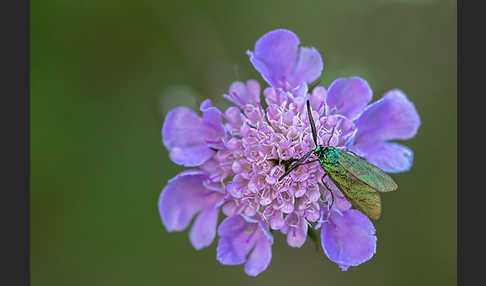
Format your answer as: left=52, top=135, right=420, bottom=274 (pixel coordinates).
left=31, top=0, right=456, bottom=285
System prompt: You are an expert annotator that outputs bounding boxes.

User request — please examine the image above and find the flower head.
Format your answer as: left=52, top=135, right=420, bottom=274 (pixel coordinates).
left=158, top=29, right=420, bottom=276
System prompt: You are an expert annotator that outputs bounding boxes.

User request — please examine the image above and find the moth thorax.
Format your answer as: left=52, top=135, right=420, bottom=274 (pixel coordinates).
left=315, top=146, right=339, bottom=164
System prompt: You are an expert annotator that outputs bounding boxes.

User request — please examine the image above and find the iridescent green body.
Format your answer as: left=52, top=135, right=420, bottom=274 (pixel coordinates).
left=277, top=100, right=398, bottom=220
left=313, top=145, right=397, bottom=220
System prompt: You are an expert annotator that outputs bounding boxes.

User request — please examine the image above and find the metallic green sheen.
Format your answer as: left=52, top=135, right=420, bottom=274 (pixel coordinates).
left=314, top=146, right=398, bottom=220
left=278, top=99, right=398, bottom=220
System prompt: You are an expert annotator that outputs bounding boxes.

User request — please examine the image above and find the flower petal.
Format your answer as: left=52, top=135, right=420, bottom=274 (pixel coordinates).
left=290, top=46, right=323, bottom=88
left=162, top=107, right=217, bottom=166
left=281, top=212, right=308, bottom=248
left=309, top=86, right=327, bottom=115
left=326, top=77, right=373, bottom=120
left=217, top=214, right=249, bottom=238
left=225, top=184, right=240, bottom=199
left=287, top=220, right=308, bottom=248
left=269, top=210, right=284, bottom=230
left=351, top=89, right=420, bottom=147
left=246, top=80, right=262, bottom=105
left=247, top=29, right=323, bottom=89
left=355, top=142, right=413, bottom=173
left=162, top=107, right=205, bottom=149
left=223, top=80, right=261, bottom=107
left=216, top=216, right=259, bottom=265
left=321, top=209, right=376, bottom=270
left=245, top=236, right=272, bottom=276
left=158, top=170, right=220, bottom=232
left=200, top=99, right=225, bottom=137
left=263, top=87, right=288, bottom=106
left=216, top=236, right=247, bottom=265
left=169, top=145, right=215, bottom=167
left=247, top=29, right=299, bottom=88
left=190, top=205, right=219, bottom=250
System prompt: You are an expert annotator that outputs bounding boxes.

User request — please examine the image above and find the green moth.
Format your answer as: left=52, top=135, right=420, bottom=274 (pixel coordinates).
left=278, top=100, right=398, bottom=220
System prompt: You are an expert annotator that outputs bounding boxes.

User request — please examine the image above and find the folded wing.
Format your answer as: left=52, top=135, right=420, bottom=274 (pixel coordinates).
left=335, top=149, right=398, bottom=193
left=324, top=163, right=382, bottom=220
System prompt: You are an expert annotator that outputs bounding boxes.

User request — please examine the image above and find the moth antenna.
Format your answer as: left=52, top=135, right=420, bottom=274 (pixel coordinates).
left=306, top=100, right=318, bottom=147
left=327, top=125, right=336, bottom=146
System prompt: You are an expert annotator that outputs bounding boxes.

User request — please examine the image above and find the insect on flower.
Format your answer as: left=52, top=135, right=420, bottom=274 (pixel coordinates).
left=158, top=29, right=420, bottom=275
left=278, top=99, right=398, bottom=220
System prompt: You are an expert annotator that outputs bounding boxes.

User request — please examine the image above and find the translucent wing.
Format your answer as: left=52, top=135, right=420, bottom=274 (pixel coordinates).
left=324, top=163, right=382, bottom=220
left=334, top=148, right=398, bottom=192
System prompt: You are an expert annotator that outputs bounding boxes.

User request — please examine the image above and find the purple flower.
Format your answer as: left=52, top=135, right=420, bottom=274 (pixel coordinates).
left=247, top=29, right=323, bottom=91
left=347, top=90, right=420, bottom=173
left=158, top=29, right=420, bottom=275
left=216, top=215, right=273, bottom=276
left=321, top=208, right=377, bottom=271
left=158, top=170, right=224, bottom=249
left=162, top=99, right=224, bottom=166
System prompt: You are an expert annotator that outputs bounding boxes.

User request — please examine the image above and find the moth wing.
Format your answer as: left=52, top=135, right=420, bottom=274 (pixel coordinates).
left=336, top=149, right=398, bottom=192
left=326, top=165, right=382, bottom=220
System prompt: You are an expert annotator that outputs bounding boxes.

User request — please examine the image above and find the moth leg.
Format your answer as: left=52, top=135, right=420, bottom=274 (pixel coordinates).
left=278, top=151, right=314, bottom=181
left=301, top=159, right=319, bottom=165
left=321, top=174, right=335, bottom=210
left=286, top=157, right=318, bottom=168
